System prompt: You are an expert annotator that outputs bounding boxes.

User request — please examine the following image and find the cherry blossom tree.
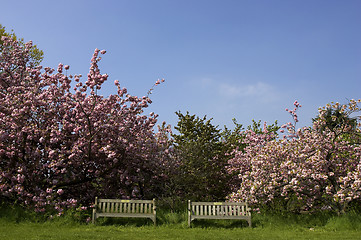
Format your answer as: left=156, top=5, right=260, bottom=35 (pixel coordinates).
left=0, top=36, right=169, bottom=213
left=228, top=100, right=361, bottom=214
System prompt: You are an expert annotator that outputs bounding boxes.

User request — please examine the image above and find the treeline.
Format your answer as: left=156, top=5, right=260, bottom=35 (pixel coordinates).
left=1, top=26, right=360, bottom=215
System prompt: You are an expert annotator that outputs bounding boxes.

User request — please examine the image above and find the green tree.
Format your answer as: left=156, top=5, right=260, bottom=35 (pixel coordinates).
left=314, top=107, right=357, bottom=133
left=313, top=101, right=361, bottom=144
left=247, top=119, right=280, bottom=136
left=170, top=112, right=234, bottom=202
left=0, top=24, right=43, bottom=66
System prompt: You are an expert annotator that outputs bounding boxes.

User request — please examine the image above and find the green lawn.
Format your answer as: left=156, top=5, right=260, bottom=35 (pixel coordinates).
left=1, top=206, right=361, bottom=240
left=1, top=219, right=361, bottom=240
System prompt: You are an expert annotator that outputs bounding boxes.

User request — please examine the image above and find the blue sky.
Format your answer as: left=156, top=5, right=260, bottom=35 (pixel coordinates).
left=1, top=0, right=360, bottom=131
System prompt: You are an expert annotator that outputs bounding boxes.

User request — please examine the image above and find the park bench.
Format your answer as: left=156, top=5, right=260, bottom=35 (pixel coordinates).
left=92, top=197, right=157, bottom=225
left=188, top=200, right=251, bottom=227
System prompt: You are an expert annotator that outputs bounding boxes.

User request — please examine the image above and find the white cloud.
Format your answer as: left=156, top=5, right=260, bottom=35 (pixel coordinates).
left=218, top=81, right=278, bottom=102
left=183, top=77, right=288, bottom=128
left=193, top=77, right=278, bottom=100
left=218, top=83, right=242, bottom=97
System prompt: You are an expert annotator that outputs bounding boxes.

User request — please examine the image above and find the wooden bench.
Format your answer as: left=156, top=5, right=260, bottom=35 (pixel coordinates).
left=188, top=200, right=251, bottom=227
left=92, top=197, right=156, bottom=225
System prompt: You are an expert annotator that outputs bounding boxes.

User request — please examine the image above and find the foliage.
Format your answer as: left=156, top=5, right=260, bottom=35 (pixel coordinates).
left=228, top=99, right=361, bottom=214
left=221, top=118, right=245, bottom=154
left=0, top=36, right=168, bottom=213
left=247, top=119, right=280, bottom=136
left=168, top=112, right=235, bottom=203
left=0, top=24, right=43, bottom=66
left=313, top=102, right=360, bottom=144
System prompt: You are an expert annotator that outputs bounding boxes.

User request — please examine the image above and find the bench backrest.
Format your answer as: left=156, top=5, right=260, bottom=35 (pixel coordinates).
left=189, top=201, right=250, bottom=216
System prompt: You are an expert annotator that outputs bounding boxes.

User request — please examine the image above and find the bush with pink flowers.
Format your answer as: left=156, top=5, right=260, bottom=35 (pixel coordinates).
left=228, top=100, right=361, bottom=214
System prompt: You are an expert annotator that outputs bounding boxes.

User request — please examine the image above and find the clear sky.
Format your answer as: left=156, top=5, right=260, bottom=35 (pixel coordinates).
left=1, top=0, right=360, bottom=131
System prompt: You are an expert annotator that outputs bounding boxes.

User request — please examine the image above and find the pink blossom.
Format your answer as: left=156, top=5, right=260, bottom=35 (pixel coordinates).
left=57, top=63, right=63, bottom=73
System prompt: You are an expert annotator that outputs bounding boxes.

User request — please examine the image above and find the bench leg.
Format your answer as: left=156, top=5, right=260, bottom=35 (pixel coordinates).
left=188, top=200, right=192, bottom=227
left=92, top=210, right=96, bottom=224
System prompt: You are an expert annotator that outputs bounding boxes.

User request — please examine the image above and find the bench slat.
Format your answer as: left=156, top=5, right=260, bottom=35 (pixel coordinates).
left=97, top=213, right=155, bottom=218
left=98, top=199, right=153, bottom=204
left=191, top=201, right=248, bottom=206
left=191, top=215, right=250, bottom=220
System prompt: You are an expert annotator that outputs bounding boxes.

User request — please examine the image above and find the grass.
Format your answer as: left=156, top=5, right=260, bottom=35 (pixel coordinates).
left=1, top=205, right=361, bottom=240
left=1, top=219, right=361, bottom=240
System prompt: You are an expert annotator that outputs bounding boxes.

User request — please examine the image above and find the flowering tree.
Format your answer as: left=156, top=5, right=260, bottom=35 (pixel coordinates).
left=0, top=36, right=168, bottom=213
left=228, top=100, right=361, bottom=214
left=0, top=24, right=43, bottom=66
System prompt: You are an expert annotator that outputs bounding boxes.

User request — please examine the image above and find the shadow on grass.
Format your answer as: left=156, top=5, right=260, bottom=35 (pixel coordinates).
left=190, top=219, right=251, bottom=229
left=94, top=217, right=155, bottom=227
